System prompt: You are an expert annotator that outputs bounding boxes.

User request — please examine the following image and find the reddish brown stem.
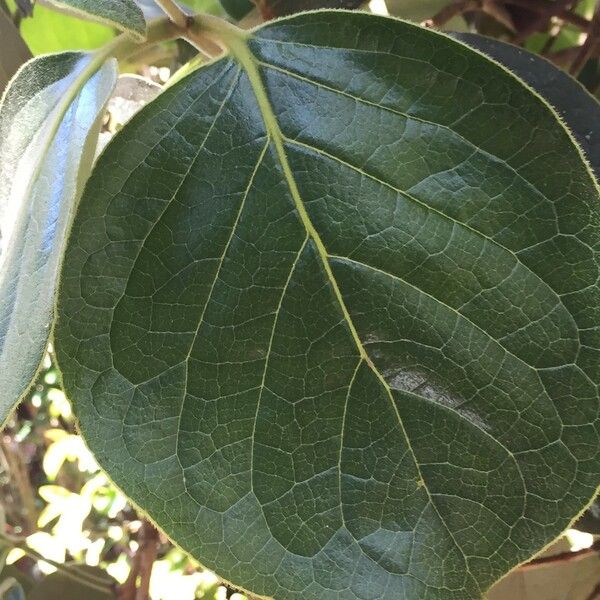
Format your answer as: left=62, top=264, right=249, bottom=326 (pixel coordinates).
left=135, top=522, right=159, bottom=600
left=118, top=521, right=160, bottom=600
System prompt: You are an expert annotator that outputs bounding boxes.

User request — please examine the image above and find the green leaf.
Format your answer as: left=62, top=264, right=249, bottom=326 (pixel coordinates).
left=456, top=32, right=600, bottom=544
left=135, top=0, right=222, bottom=20
left=254, top=0, right=362, bottom=18
left=386, top=0, right=467, bottom=29
left=55, top=11, right=600, bottom=600
left=454, top=33, right=600, bottom=177
left=179, top=0, right=224, bottom=11
left=28, top=567, right=115, bottom=599
left=44, top=0, right=146, bottom=39
left=0, top=10, right=31, bottom=95
left=220, top=0, right=253, bottom=20
left=19, top=3, right=116, bottom=55
left=0, top=52, right=117, bottom=427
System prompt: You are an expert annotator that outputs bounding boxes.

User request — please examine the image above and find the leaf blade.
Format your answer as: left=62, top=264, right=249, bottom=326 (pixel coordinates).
left=0, top=53, right=117, bottom=426
left=55, top=11, right=600, bottom=600
left=19, top=4, right=116, bottom=55
left=454, top=32, right=600, bottom=177
left=45, top=0, right=146, bottom=39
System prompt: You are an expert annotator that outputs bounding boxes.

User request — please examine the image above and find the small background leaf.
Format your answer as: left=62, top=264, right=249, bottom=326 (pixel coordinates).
left=27, top=566, right=116, bottom=599
left=220, top=0, right=253, bottom=20
left=44, top=0, right=146, bottom=39
left=19, top=4, right=115, bottom=54
left=0, top=53, right=117, bottom=426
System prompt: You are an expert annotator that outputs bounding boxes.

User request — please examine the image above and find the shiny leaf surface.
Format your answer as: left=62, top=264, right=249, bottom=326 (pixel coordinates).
left=56, top=11, right=600, bottom=600
left=0, top=53, right=117, bottom=426
left=455, top=33, right=600, bottom=540
left=455, top=33, right=600, bottom=176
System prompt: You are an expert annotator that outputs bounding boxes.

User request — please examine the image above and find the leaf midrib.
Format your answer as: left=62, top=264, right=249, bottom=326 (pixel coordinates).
left=221, top=31, right=475, bottom=565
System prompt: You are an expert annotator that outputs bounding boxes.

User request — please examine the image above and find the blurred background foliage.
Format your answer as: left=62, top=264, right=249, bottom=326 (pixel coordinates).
left=0, top=352, right=247, bottom=599
left=0, top=0, right=599, bottom=598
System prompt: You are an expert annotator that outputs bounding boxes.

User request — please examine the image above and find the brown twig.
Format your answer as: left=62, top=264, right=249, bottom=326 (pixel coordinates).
left=118, top=521, right=160, bottom=600
left=505, top=0, right=575, bottom=43
left=502, top=0, right=590, bottom=29
left=560, top=9, right=592, bottom=29
left=0, top=437, right=37, bottom=534
left=518, top=539, right=600, bottom=571
left=423, top=0, right=589, bottom=33
left=571, top=1, right=600, bottom=75
left=547, top=44, right=600, bottom=67
left=135, top=522, right=159, bottom=600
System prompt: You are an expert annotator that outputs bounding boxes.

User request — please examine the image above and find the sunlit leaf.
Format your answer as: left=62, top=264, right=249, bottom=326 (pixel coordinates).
left=0, top=52, right=117, bottom=427
left=26, top=532, right=66, bottom=573
left=56, top=11, right=600, bottom=600
left=386, top=0, right=467, bottom=29
left=43, top=434, right=98, bottom=479
left=19, top=4, right=115, bottom=55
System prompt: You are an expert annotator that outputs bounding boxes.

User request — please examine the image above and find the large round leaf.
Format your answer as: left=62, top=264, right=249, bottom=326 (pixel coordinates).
left=454, top=33, right=600, bottom=176
left=452, top=33, right=600, bottom=539
left=56, top=11, right=600, bottom=600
